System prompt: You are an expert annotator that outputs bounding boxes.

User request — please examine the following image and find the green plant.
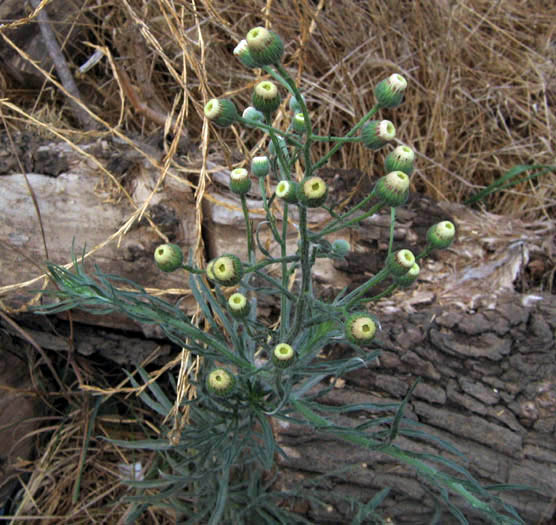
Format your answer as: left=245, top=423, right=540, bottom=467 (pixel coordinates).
left=36, top=26, right=530, bottom=525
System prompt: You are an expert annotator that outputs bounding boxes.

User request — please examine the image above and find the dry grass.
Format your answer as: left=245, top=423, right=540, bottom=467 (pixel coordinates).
left=0, top=0, right=554, bottom=522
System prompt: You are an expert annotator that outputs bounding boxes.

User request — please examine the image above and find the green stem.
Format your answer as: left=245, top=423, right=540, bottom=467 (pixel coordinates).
left=243, top=255, right=299, bottom=274
left=317, top=201, right=386, bottom=238
left=350, top=282, right=397, bottom=307
left=280, top=203, right=290, bottom=340
left=274, top=64, right=313, bottom=177
left=259, top=177, right=283, bottom=245
left=341, top=267, right=390, bottom=309
left=313, top=103, right=380, bottom=171
left=310, top=135, right=361, bottom=143
left=241, top=195, right=255, bottom=266
left=236, top=117, right=302, bottom=148
left=388, top=207, right=396, bottom=256
left=286, top=206, right=310, bottom=343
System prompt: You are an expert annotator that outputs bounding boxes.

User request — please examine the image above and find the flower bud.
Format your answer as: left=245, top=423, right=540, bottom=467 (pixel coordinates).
left=394, top=262, right=420, bottom=288
left=360, top=120, right=396, bottom=150
left=204, top=98, right=238, bottom=128
left=228, top=292, right=250, bottom=319
left=206, top=368, right=236, bottom=397
left=211, top=254, right=243, bottom=287
left=374, top=171, right=410, bottom=207
left=230, top=168, right=251, bottom=195
left=386, top=249, right=416, bottom=277
left=289, top=94, right=306, bottom=114
left=276, top=180, right=299, bottom=204
left=426, top=221, right=455, bottom=250
left=252, top=81, right=281, bottom=114
left=246, top=27, right=284, bottom=66
left=345, top=313, right=377, bottom=345
left=154, top=244, right=183, bottom=272
left=233, top=39, right=257, bottom=69
left=331, top=239, right=350, bottom=257
left=242, top=106, right=265, bottom=127
left=375, top=73, right=408, bottom=108
left=385, top=145, right=415, bottom=176
left=206, top=259, right=216, bottom=281
left=272, top=343, right=296, bottom=368
left=251, top=156, right=270, bottom=178
left=292, top=112, right=306, bottom=134
left=297, top=176, right=328, bottom=208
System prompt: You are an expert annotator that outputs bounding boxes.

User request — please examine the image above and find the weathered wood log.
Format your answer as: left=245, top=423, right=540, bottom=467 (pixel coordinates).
left=0, top=137, right=198, bottom=332
left=1, top=140, right=554, bottom=522
left=274, top=292, right=556, bottom=523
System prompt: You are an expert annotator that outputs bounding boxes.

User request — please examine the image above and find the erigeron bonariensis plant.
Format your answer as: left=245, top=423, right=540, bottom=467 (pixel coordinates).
left=39, top=25, right=526, bottom=525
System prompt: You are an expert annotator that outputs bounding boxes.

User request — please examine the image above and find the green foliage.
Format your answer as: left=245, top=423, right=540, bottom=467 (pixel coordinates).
left=35, top=26, right=532, bottom=525
left=464, top=164, right=556, bottom=206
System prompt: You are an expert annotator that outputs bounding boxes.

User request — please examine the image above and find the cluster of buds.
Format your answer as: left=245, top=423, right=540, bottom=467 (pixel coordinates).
left=154, top=26, right=457, bottom=399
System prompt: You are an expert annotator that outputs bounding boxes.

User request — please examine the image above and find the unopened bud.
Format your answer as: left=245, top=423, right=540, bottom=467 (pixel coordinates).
left=361, top=120, right=396, bottom=150
left=272, top=343, right=296, bottom=368
left=345, top=313, right=377, bottom=345
left=386, top=249, right=415, bottom=277
left=204, top=98, right=238, bottom=128
left=207, top=368, right=236, bottom=397
left=210, top=254, right=243, bottom=287
left=385, top=145, right=415, bottom=176
left=154, top=244, right=183, bottom=272
left=426, top=221, right=455, bottom=250
left=375, top=74, right=407, bottom=108
left=246, top=27, right=284, bottom=66
left=252, top=80, right=281, bottom=114
left=228, top=292, right=250, bottom=319
left=297, top=176, right=328, bottom=208
left=374, top=171, right=410, bottom=207
left=230, top=168, right=251, bottom=195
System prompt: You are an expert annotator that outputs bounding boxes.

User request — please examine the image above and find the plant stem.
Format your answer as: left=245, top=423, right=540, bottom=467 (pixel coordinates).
left=280, top=203, right=290, bottom=340
left=313, top=104, right=380, bottom=171
left=317, top=201, right=386, bottom=238
left=341, top=267, right=390, bottom=309
left=241, top=195, right=255, bottom=266
left=286, top=206, right=310, bottom=343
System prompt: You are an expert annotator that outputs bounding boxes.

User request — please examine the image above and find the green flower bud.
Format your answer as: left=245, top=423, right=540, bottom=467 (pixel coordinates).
left=292, top=112, right=306, bottom=134
left=394, top=262, right=420, bottom=288
left=206, top=259, right=216, bottom=281
left=251, top=156, right=270, bottom=178
left=289, top=94, right=306, bottom=113
left=211, top=254, right=243, bottom=287
left=332, top=239, right=350, bottom=257
left=360, top=120, right=396, bottom=150
left=375, top=73, right=408, bottom=108
left=204, top=98, right=238, bottom=128
left=276, top=180, right=299, bottom=204
left=246, top=26, right=284, bottom=66
left=154, top=243, right=183, bottom=272
left=272, top=343, right=296, bottom=368
left=252, top=80, right=281, bottom=114
left=345, top=313, right=377, bottom=345
left=387, top=249, right=416, bottom=277
left=374, top=171, right=410, bottom=207
left=242, top=106, right=265, bottom=127
left=233, top=39, right=257, bottom=69
left=385, top=145, right=415, bottom=176
left=228, top=292, right=250, bottom=319
left=230, top=168, right=251, bottom=195
left=206, top=368, right=236, bottom=397
left=426, top=221, right=455, bottom=250
left=297, top=176, right=328, bottom=208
